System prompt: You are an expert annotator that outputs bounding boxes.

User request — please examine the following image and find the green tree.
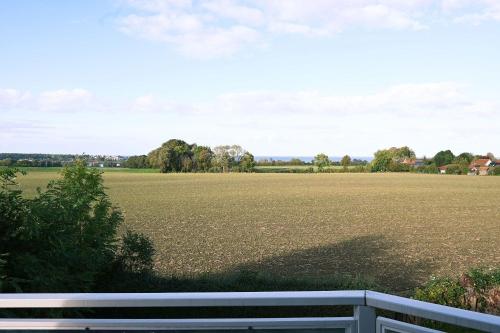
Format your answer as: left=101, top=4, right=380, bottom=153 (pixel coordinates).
left=454, top=152, right=474, bottom=165
left=371, top=146, right=415, bottom=172
left=125, top=155, right=149, bottom=168
left=239, top=152, right=256, bottom=172
left=341, top=155, right=351, bottom=169
left=313, top=153, right=330, bottom=171
left=0, top=163, right=154, bottom=292
left=193, top=146, right=213, bottom=172
left=147, top=139, right=194, bottom=173
left=433, top=150, right=455, bottom=167
left=212, top=145, right=233, bottom=172
left=289, top=158, right=304, bottom=166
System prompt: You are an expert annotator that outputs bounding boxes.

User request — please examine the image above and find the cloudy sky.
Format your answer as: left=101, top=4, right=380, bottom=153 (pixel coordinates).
left=1, top=0, right=499, bottom=157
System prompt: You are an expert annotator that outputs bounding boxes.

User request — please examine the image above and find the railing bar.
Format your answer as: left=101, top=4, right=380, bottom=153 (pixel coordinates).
left=0, top=290, right=366, bottom=308
left=0, top=317, right=356, bottom=330
left=377, top=317, right=445, bottom=333
left=366, top=291, right=500, bottom=333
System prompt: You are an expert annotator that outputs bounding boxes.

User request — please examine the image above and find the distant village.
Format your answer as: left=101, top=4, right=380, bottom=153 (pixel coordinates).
left=0, top=153, right=127, bottom=168
left=401, top=155, right=499, bottom=176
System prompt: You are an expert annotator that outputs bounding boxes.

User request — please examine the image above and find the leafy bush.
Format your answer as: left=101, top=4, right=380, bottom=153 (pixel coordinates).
left=116, top=230, right=156, bottom=274
left=413, top=165, right=439, bottom=174
left=0, top=162, right=155, bottom=292
left=445, top=164, right=469, bottom=175
left=415, top=268, right=500, bottom=315
left=490, top=166, right=500, bottom=176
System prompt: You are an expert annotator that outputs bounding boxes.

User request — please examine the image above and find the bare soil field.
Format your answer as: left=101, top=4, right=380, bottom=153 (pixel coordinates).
left=19, top=171, right=500, bottom=292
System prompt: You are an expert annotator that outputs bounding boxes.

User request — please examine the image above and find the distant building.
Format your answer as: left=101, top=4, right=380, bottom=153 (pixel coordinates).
left=469, top=158, right=493, bottom=176
left=401, top=158, right=425, bottom=167
left=438, top=165, right=448, bottom=174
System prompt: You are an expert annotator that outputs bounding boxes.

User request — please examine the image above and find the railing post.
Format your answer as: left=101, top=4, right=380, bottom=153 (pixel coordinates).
left=354, top=305, right=376, bottom=333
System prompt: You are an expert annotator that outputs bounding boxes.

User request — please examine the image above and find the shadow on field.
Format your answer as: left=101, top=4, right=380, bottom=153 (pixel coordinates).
left=91, top=235, right=435, bottom=319
left=229, top=235, right=434, bottom=293
left=101, top=235, right=434, bottom=295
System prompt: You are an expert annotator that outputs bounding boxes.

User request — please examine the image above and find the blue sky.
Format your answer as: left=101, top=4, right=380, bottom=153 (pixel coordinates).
left=1, top=0, right=499, bottom=157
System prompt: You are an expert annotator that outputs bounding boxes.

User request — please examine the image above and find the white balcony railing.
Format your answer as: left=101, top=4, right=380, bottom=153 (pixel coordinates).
left=0, top=290, right=499, bottom=332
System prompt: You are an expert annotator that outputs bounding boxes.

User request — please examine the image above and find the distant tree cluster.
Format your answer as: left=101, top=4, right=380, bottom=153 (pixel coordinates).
left=0, top=153, right=126, bottom=168
left=145, top=139, right=255, bottom=173
left=0, top=159, right=63, bottom=167
left=370, top=146, right=415, bottom=172
left=256, top=158, right=306, bottom=166
left=123, top=155, right=149, bottom=169
left=369, top=146, right=496, bottom=175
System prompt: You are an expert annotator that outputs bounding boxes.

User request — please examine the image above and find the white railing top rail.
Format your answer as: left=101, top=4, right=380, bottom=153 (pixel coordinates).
left=366, top=291, right=500, bottom=333
left=0, top=290, right=365, bottom=308
left=0, top=290, right=499, bottom=332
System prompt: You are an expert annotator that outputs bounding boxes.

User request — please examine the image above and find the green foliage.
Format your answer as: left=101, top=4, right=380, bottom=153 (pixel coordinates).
left=415, top=277, right=466, bottom=308
left=289, top=158, right=305, bottom=166
left=147, top=140, right=254, bottom=173
left=148, top=139, right=194, bottom=172
left=193, top=146, right=214, bottom=172
left=490, top=166, right=500, bottom=175
left=371, top=146, right=415, bottom=172
left=0, top=162, right=155, bottom=292
left=341, top=155, right=351, bottom=168
left=413, top=165, right=439, bottom=174
left=117, top=230, right=156, bottom=274
left=433, top=150, right=455, bottom=167
left=313, top=153, right=330, bottom=171
left=415, top=268, right=500, bottom=315
left=238, top=152, right=256, bottom=172
left=445, top=164, right=469, bottom=175
left=125, top=155, right=150, bottom=168
left=0, top=159, right=13, bottom=167
left=212, top=145, right=246, bottom=172
left=453, top=152, right=474, bottom=165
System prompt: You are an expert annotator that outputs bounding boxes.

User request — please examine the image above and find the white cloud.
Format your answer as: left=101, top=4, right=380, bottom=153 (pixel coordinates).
left=38, top=89, right=93, bottom=111
left=3, top=82, right=499, bottom=155
left=0, top=89, right=31, bottom=108
left=1, top=88, right=94, bottom=113
left=208, top=82, right=474, bottom=117
left=116, top=0, right=434, bottom=58
left=115, top=0, right=500, bottom=58
left=440, top=0, right=500, bottom=24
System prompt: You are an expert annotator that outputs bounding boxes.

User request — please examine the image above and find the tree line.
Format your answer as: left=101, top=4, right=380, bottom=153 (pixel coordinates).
left=126, top=139, right=256, bottom=173
left=309, top=147, right=498, bottom=174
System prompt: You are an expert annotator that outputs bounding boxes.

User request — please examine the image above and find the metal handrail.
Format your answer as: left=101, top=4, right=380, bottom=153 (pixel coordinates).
left=0, top=290, right=498, bottom=333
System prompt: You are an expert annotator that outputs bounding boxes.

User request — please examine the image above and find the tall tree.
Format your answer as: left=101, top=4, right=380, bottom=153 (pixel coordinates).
left=433, top=150, right=455, bottom=167
left=371, top=146, right=415, bottom=172
left=454, top=152, right=474, bottom=165
left=341, top=155, right=352, bottom=169
left=239, top=152, right=256, bottom=172
left=212, top=146, right=233, bottom=172
left=147, top=139, right=194, bottom=173
left=193, top=146, right=213, bottom=172
left=313, top=153, right=330, bottom=171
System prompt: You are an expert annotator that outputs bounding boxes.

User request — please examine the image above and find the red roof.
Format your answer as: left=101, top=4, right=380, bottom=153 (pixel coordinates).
left=469, top=159, right=491, bottom=168
left=401, top=158, right=415, bottom=165
left=438, top=165, right=448, bottom=170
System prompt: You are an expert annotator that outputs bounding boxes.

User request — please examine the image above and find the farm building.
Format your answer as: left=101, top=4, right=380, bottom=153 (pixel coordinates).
left=438, top=165, right=448, bottom=174
left=401, top=158, right=425, bottom=167
left=469, top=158, right=495, bottom=175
